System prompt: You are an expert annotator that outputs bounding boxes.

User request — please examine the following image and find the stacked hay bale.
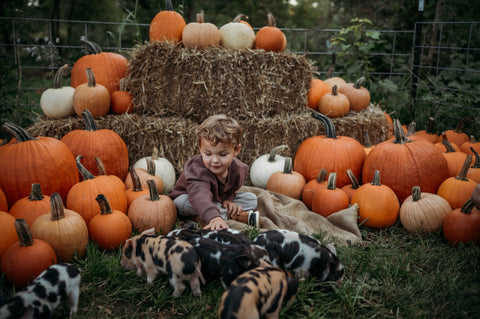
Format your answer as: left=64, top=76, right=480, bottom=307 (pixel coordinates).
left=27, top=41, right=389, bottom=178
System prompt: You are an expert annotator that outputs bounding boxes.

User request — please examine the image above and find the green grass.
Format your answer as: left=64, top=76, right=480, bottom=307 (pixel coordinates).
left=1, top=225, right=479, bottom=319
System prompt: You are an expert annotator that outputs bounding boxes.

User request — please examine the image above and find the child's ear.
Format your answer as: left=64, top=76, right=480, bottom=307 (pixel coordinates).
left=234, top=144, right=242, bottom=156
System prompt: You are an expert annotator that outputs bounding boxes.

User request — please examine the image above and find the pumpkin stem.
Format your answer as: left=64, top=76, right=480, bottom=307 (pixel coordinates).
left=331, top=84, right=339, bottom=96
left=392, top=119, right=411, bottom=145
left=129, top=167, right=144, bottom=192
left=441, top=133, right=456, bottom=153
left=454, top=117, right=470, bottom=133
left=371, top=170, right=381, bottom=186
left=196, top=11, right=205, bottom=23
left=95, top=157, right=107, bottom=175
left=353, top=76, right=366, bottom=89
left=81, top=109, right=99, bottom=131
left=146, top=179, right=160, bottom=201
left=455, top=154, right=473, bottom=181
left=406, top=121, right=416, bottom=137
left=326, top=172, right=338, bottom=190
left=0, top=122, right=37, bottom=142
left=50, top=192, right=66, bottom=221
left=316, top=168, right=328, bottom=184
left=15, top=219, right=34, bottom=247
left=53, top=64, right=69, bottom=89
left=146, top=158, right=156, bottom=176
left=85, top=68, right=97, bottom=88
left=119, top=78, right=128, bottom=92
left=76, top=155, right=95, bottom=180
left=411, top=186, right=422, bottom=202
left=282, top=157, right=293, bottom=174
left=471, top=147, right=480, bottom=169
left=233, top=14, right=249, bottom=23
left=346, top=169, right=360, bottom=189
left=426, top=117, right=437, bottom=135
left=267, top=145, right=288, bottom=162
left=267, top=13, right=276, bottom=27
left=151, top=147, right=160, bottom=160
left=460, top=198, right=475, bottom=214
left=165, top=0, right=173, bottom=11
left=310, top=109, right=338, bottom=139
left=28, top=183, right=45, bottom=201
left=364, top=130, right=372, bottom=148
left=79, top=38, right=102, bottom=54
left=95, top=194, right=113, bottom=215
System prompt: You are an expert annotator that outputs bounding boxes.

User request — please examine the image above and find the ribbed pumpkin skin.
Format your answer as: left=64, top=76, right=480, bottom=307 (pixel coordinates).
left=128, top=194, right=177, bottom=234
left=443, top=200, right=480, bottom=246
left=0, top=124, right=79, bottom=208
left=0, top=188, right=8, bottom=211
left=149, top=1, right=186, bottom=43
left=9, top=184, right=51, bottom=227
left=307, top=79, right=330, bottom=110
left=437, top=177, right=477, bottom=210
left=362, top=139, right=449, bottom=204
left=0, top=211, right=17, bottom=261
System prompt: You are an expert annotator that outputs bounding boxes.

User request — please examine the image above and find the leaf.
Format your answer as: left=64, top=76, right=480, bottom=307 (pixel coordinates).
left=377, top=79, right=398, bottom=92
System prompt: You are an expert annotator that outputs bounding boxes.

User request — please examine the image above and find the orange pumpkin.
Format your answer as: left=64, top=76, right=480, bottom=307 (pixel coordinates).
left=266, top=157, right=306, bottom=200
left=337, top=77, right=371, bottom=112
left=182, top=11, right=221, bottom=49
left=110, top=79, right=133, bottom=114
left=444, top=117, right=470, bottom=147
left=124, top=158, right=164, bottom=194
left=73, top=68, right=110, bottom=118
left=362, top=119, right=449, bottom=203
left=128, top=180, right=177, bottom=234
left=0, top=187, right=8, bottom=212
left=0, top=122, right=79, bottom=208
left=434, top=133, right=461, bottom=153
left=363, top=130, right=375, bottom=155
left=437, top=155, right=477, bottom=209
left=125, top=167, right=149, bottom=208
left=61, top=109, right=129, bottom=181
left=467, top=147, right=480, bottom=183
left=441, top=137, right=468, bottom=178
left=311, top=172, right=350, bottom=217
left=89, top=194, right=132, bottom=250
left=443, top=199, right=480, bottom=246
left=352, top=170, right=400, bottom=228
left=318, top=85, right=350, bottom=118
left=302, top=168, right=328, bottom=209
left=0, top=211, right=17, bottom=262
left=149, top=0, right=186, bottom=43
left=460, top=135, right=480, bottom=155
left=254, top=13, right=286, bottom=52
left=71, top=39, right=128, bottom=95
left=341, top=169, right=361, bottom=202
left=415, top=117, right=440, bottom=144
left=307, top=78, right=330, bottom=110
left=9, top=183, right=52, bottom=227
left=1, top=219, right=57, bottom=288
left=294, top=111, right=366, bottom=188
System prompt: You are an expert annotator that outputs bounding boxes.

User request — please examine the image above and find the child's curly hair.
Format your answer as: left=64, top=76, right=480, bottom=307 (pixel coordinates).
left=197, top=115, right=242, bottom=148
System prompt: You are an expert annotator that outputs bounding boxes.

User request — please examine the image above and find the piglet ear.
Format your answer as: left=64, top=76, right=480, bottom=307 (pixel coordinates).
left=326, top=243, right=337, bottom=256
left=141, top=228, right=156, bottom=235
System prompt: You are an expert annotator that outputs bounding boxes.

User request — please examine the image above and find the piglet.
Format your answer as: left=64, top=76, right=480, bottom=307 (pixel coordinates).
left=218, top=266, right=299, bottom=319
left=0, top=263, right=81, bottom=319
left=120, top=228, right=205, bottom=298
left=253, top=229, right=345, bottom=282
left=167, top=224, right=252, bottom=245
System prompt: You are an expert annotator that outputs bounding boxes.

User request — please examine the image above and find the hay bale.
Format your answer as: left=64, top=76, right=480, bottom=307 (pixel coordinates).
left=125, top=41, right=314, bottom=122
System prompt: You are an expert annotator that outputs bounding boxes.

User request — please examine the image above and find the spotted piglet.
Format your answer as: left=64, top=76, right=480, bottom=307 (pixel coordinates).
left=120, top=228, right=205, bottom=298
left=218, top=266, right=299, bottom=319
left=0, top=263, right=81, bottom=319
left=167, top=224, right=252, bottom=245
left=253, top=229, right=345, bottom=282
left=189, top=237, right=270, bottom=289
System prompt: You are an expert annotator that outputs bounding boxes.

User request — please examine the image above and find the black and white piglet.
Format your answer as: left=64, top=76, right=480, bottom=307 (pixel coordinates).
left=188, top=237, right=270, bottom=289
left=167, top=224, right=251, bottom=245
left=253, top=229, right=345, bottom=282
left=120, top=228, right=205, bottom=297
left=218, top=266, right=299, bottom=319
left=0, top=263, right=81, bottom=319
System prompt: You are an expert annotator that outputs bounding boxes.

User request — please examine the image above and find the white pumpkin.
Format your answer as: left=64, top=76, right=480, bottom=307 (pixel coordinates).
left=133, top=147, right=176, bottom=193
left=40, top=64, right=75, bottom=119
left=219, top=14, right=255, bottom=50
left=250, top=145, right=288, bottom=189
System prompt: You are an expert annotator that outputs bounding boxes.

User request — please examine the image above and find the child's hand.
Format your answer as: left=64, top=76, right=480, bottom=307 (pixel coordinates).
left=223, top=200, right=242, bottom=218
left=204, top=216, right=229, bottom=230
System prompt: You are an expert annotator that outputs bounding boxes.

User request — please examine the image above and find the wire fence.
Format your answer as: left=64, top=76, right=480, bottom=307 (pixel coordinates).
left=0, top=17, right=479, bottom=135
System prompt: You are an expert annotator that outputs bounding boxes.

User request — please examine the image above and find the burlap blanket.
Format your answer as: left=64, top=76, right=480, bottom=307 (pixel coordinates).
left=226, top=186, right=362, bottom=246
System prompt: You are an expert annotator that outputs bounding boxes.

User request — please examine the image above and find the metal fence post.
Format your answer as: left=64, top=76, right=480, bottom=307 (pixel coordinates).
left=410, top=0, right=424, bottom=118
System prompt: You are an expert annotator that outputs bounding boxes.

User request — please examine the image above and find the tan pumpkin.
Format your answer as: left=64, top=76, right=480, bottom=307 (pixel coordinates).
left=73, top=68, right=110, bottom=118
left=399, top=186, right=451, bottom=233
left=318, top=85, right=350, bottom=118
left=182, top=11, right=221, bottom=49
left=337, top=77, right=371, bottom=112
left=323, top=76, right=347, bottom=89
left=266, top=157, right=306, bottom=200
left=219, top=14, right=255, bottom=49
left=31, top=192, right=89, bottom=262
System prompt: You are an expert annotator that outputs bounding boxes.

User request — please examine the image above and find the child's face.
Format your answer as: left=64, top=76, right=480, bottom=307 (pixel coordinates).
left=199, top=137, right=241, bottom=182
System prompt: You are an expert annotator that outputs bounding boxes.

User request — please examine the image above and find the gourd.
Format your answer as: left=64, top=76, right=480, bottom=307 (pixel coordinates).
left=399, top=186, right=451, bottom=233
left=182, top=11, right=221, bottom=49
left=61, top=109, right=129, bottom=181
left=89, top=194, right=132, bottom=251
left=337, top=77, right=371, bottom=112
left=219, top=14, right=255, bottom=49
left=111, top=79, right=133, bottom=114
left=40, top=64, right=75, bottom=119
left=133, top=147, right=176, bottom=193
left=302, top=168, right=328, bottom=209
left=311, top=172, right=350, bottom=217
left=149, top=0, right=186, bottom=43
left=266, top=157, right=306, bottom=200
left=443, top=199, right=480, bottom=246
left=254, top=13, right=286, bottom=52
left=249, top=145, right=288, bottom=189
left=307, top=78, right=330, bottom=110
left=128, top=180, right=177, bottom=234
left=294, top=110, right=366, bottom=188
left=31, top=192, right=89, bottom=262
left=352, top=170, right=400, bottom=228
left=0, top=211, right=16, bottom=262
left=318, top=85, right=350, bottom=118
left=9, top=183, right=51, bottom=227
left=73, top=68, right=110, bottom=118
left=437, top=155, right=477, bottom=209
left=0, top=122, right=79, bottom=208
left=1, top=219, right=57, bottom=288
left=71, top=38, right=128, bottom=95
left=125, top=158, right=164, bottom=194
left=362, top=119, right=449, bottom=203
